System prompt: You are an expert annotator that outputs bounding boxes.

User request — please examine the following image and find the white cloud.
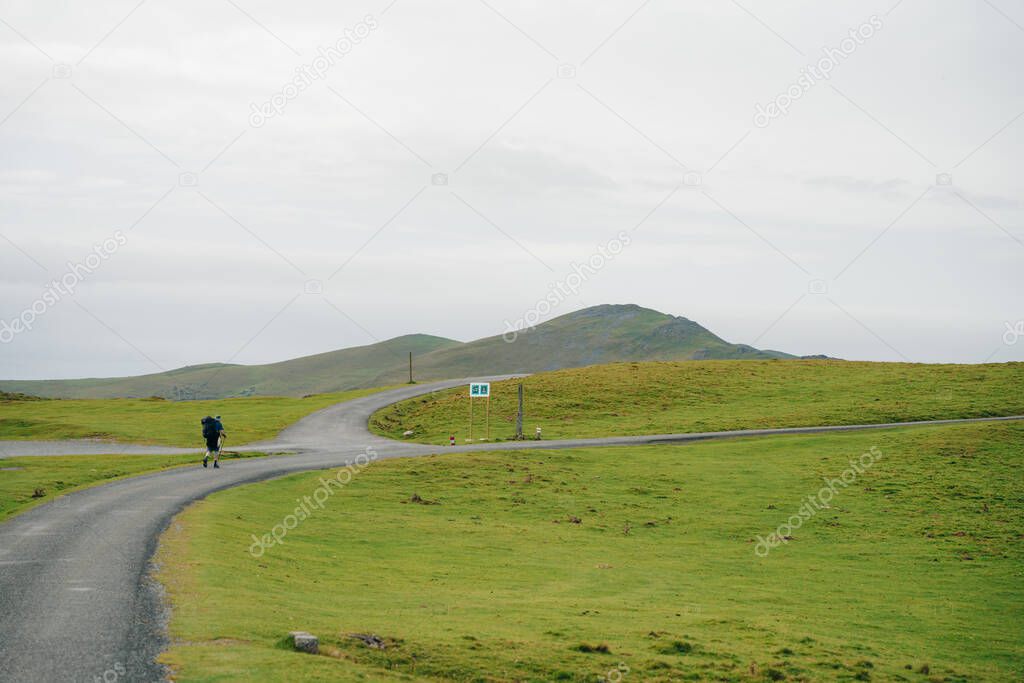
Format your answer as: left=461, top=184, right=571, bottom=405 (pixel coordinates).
left=1, top=0, right=1023, bottom=379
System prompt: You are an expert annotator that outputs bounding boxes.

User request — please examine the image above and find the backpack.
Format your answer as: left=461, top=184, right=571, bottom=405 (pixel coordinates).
left=201, top=417, right=218, bottom=440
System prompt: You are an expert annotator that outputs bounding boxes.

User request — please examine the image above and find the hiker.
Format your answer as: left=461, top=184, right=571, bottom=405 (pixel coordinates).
left=201, top=416, right=224, bottom=469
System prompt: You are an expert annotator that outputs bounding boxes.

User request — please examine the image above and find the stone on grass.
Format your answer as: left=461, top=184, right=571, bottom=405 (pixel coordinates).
left=289, top=631, right=319, bottom=654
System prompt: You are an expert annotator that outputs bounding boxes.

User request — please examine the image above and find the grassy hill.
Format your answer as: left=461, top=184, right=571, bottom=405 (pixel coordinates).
left=0, top=305, right=812, bottom=400
left=371, top=359, right=1024, bottom=444
left=0, top=334, right=457, bottom=400
left=368, top=304, right=796, bottom=387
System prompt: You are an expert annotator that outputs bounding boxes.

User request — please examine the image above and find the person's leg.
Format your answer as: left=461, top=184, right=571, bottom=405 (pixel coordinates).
left=213, top=445, right=220, bottom=468
left=203, top=449, right=210, bottom=467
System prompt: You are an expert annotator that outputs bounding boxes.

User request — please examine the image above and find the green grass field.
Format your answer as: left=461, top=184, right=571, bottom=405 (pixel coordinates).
left=0, top=451, right=273, bottom=522
left=0, top=386, right=389, bottom=447
left=370, top=361, right=1024, bottom=445
left=156, top=421, right=1024, bottom=682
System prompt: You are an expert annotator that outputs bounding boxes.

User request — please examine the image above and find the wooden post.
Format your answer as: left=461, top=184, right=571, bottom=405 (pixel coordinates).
left=469, top=394, right=474, bottom=442
left=408, top=352, right=413, bottom=384
left=515, top=383, right=524, bottom=440
left=485, top=394, right=490, bottom=440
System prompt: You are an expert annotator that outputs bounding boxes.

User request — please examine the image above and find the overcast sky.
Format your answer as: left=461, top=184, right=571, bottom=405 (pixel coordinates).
left=2, top=0, right=1023, bottom=380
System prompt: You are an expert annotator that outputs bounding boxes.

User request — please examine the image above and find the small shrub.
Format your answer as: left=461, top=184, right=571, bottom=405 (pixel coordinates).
left=658, top=640, right=693, bottom=655
left=575, top=643, right=611, bottom=654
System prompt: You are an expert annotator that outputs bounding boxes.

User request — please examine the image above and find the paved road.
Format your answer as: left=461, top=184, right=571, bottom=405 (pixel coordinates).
left=0, top=376, right=513, bottom=683
left=1, top=378, right=1021, bottom=682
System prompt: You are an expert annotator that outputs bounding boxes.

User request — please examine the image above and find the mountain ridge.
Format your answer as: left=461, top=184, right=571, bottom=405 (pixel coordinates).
left=0, top=304, right=825, bottom=399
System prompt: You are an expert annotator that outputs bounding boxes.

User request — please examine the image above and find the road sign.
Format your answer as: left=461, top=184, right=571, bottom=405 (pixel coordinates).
left=469, top=382, right=491, bottom=441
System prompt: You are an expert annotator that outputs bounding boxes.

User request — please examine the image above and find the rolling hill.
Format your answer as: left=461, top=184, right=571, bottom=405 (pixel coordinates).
left=368, top=303, right=798, bottom=385
left=0, top=304, right=817, bottom=399
left=1, top=334, right=458, bottom=400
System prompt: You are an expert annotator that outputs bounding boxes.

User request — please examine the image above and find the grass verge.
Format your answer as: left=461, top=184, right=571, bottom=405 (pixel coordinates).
left=156, top=421, right=1024, bottom=682
left=0, top=451, right=271, bottom=522
left=370, top=360, right=1024, bottom=444
left=0, top=386, right=390, bottom=447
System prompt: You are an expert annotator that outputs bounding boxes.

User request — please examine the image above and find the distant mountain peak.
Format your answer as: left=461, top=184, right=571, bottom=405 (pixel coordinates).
left=563, top=303, right=661, bottom=318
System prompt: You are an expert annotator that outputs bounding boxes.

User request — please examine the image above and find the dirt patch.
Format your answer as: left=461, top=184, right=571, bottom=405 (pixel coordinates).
left=348, top=633, right=391, bottom=650
left=406, top=493, right=439, bottom=505
left=172, top=638, right=251, bottom=648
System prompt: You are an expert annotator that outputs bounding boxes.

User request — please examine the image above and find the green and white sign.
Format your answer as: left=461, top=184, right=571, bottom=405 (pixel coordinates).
left=470, top=382, right=490, bottom=397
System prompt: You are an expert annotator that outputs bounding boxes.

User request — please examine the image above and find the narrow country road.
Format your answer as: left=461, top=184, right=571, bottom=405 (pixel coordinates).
left=1, top=377, right=1021, bottom=682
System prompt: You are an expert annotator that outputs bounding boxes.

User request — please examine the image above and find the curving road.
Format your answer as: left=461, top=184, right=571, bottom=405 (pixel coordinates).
left=1, top=377, right=1021, bottom=682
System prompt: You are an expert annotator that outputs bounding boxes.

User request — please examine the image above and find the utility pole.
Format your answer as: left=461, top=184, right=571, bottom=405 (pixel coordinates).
left=515, top=383, right=524, bottom=440
left=408, top=352, right=413, bottom=384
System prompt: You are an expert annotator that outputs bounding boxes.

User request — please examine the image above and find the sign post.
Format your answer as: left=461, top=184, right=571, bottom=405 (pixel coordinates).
left=469, top=382, right=491, bottom=441
left=515, top=383, right=524, bottom=440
